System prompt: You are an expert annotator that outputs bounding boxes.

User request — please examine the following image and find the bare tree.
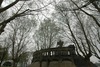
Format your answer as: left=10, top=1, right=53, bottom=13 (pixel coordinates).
left=4, top=17, right=34, bottom=67
left=18, top=52, right=29, bottom=67
left=33, top=19, right=61, bottom=50
left=71, top=0, right=100, bottom=60
left=53, top=0, right=100, bottom=66
left=0, top=38, right=10, bottom=67
left=0, top=0, right=47, bottom=35
left=0, top=0, right=27, bottom=34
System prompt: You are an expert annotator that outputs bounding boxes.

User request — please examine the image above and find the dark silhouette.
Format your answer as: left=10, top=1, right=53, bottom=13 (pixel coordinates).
left=57, top=40, right=64, bottom=47
left=3, top=62, right=12, bottom=67
left=31, top=45, right=97, bottom=67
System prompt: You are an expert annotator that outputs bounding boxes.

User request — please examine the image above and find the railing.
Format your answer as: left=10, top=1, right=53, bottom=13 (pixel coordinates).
left=32, top=47, right=76, bottom=62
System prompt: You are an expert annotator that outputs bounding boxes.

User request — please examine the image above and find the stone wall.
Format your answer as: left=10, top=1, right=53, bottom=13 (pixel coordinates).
left=28, top=61, right=76, bottom=67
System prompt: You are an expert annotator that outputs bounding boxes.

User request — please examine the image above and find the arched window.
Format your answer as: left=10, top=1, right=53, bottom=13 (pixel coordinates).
left=68, top=51, right=70, bottom=55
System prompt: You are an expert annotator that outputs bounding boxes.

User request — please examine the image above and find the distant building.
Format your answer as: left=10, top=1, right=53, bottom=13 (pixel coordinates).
left=29, top=45, right=97, bottom=67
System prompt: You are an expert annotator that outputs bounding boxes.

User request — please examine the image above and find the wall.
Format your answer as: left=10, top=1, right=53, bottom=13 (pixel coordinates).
left=29, top=61, right=76, bottom=67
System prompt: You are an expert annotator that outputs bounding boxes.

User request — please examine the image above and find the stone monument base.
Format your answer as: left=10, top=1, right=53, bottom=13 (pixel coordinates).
left=28, top=61, right=76, bottom=67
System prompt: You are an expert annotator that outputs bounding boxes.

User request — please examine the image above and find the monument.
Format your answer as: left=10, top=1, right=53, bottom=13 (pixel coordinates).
left=29, top=41, right=97, bottom=67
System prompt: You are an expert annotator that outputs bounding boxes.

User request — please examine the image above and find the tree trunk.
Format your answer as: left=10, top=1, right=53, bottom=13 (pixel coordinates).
left=13, top=61, right=17, bottom=67
left=40, top=61, right=42, bottom=67
left=86, top=60, right=94, bottom=67
left=0, top=0, right=3, bottom=7
left=0, top=63, right=1, bottom=67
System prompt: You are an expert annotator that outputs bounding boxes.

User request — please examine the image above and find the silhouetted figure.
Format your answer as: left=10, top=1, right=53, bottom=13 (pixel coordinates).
left=57, top=40, right=64, bottom=47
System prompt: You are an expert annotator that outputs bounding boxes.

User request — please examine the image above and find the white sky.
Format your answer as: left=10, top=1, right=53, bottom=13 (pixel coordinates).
left=90, top=56, right=99, bottom=63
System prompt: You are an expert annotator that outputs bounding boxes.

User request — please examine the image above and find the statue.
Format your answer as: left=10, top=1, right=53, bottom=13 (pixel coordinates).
left=57, top=39, right=64, bottom=47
